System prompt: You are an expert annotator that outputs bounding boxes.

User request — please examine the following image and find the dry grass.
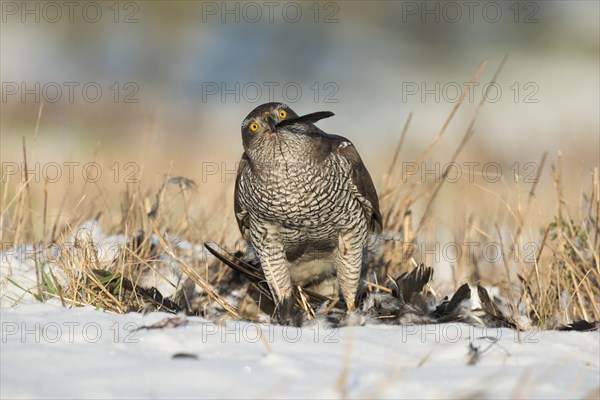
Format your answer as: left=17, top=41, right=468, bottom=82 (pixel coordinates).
left=1, top=63, right=598, bottom=329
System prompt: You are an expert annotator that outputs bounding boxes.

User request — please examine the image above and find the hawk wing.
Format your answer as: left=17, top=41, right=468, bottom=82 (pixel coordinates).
left=234, top=153, right=251, bottom=241
left=325, top=134, right=383, bottom=234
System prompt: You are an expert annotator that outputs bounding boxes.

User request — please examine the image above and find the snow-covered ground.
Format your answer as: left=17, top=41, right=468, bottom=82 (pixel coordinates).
left=1, top=301, right=599, bottom=399
left=1, top=221, right=599, bottom=399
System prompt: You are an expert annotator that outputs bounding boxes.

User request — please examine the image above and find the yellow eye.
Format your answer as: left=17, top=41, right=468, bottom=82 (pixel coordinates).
left=279, top=110, right=287, bottom=119
left=249, top=123, right=259, bottom=132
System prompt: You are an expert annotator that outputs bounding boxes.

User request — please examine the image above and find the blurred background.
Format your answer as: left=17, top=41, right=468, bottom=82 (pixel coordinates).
left=1, top=0, right=599, bottom=241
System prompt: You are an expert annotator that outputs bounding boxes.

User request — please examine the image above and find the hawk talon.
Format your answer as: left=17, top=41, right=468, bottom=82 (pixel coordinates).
left=275, top=295, right=303, bottom=326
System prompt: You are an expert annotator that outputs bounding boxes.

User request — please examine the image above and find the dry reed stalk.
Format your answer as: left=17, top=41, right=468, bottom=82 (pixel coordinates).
left=152, top=224, right=239, bottom=318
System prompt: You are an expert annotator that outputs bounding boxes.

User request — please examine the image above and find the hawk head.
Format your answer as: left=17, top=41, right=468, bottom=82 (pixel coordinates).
left=240, top=102, right=334, bottom=153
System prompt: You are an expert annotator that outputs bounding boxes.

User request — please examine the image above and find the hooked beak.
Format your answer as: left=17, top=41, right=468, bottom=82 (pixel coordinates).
left=265, top=115, right=277, bottom=133
left=276, top=111, right=334, bottom=128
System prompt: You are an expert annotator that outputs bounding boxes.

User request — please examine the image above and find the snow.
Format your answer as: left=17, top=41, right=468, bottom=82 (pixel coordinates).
left=1, top=221, right=599, bottom=398
left=1, top=301, right=599, bottom=399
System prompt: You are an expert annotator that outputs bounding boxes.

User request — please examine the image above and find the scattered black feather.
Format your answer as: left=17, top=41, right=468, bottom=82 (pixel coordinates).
left=558, top=320, right=599, bottom=331
left=172, top=353, right=199, bottom=360
left=136, top=287, right=183, bottom=314
left=466, top=342, right=480, bottom=366
left=476, top=286, right=517, bottom=329
left=393, top=264, right=432, bottom=303
left=430, top=283, right=471, bottom=321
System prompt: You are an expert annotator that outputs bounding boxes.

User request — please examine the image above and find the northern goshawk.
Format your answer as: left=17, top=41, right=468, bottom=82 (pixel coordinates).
left=234, top=102, right=381, bottom=322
